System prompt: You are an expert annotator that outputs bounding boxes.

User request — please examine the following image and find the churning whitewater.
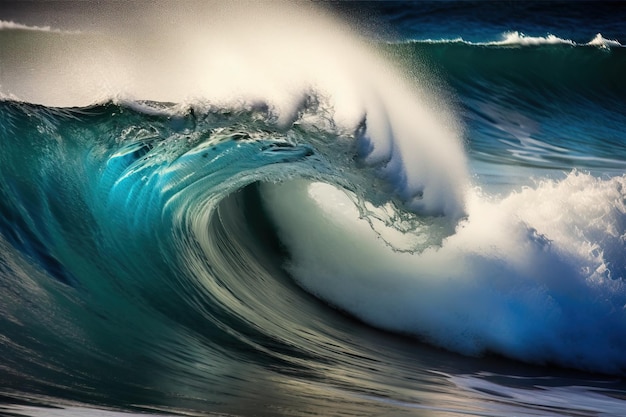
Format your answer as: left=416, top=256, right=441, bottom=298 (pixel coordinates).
left=1, top=1, right=626, bottom=416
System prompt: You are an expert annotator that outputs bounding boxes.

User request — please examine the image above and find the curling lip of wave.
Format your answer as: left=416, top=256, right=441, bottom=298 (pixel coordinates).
left=0, top=4, right=470, bottom=220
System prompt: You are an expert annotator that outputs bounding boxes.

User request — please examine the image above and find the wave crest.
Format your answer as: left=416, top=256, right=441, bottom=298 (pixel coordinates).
left=413, top=31, right=623, bottom=48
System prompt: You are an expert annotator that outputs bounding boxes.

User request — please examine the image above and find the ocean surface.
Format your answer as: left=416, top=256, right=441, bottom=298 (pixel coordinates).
left=1, top=1, right=625, bottom=416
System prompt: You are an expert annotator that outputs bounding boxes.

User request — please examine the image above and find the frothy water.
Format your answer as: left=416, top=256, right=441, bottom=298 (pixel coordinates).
left=262, top=171, right=626, bottom=373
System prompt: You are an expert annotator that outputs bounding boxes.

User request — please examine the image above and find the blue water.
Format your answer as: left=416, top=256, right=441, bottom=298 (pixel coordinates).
left=1, top=2, right=626, bottom=416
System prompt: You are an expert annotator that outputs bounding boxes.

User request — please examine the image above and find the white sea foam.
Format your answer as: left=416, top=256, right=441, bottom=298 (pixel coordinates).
left=488, top=31, right=576, bottom=46
left=586, top=33, right=623, bottom=48
left=261, top=171, right=626, bottom=373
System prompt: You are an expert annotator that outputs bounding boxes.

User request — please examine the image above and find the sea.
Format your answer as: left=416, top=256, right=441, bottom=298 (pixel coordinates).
left=0, top=1, right=625, bottom=416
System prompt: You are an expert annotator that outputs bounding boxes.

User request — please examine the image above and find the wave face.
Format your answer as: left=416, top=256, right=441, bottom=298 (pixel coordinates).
left=1, top=1, right=626, bottom=416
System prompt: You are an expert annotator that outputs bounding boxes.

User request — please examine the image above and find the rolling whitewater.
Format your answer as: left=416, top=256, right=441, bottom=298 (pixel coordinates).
left=1, top=1, right=626, bottom=416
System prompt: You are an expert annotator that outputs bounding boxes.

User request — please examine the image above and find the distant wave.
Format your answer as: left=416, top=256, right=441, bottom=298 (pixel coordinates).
left=489, top=32, right=622, bottom=48
left=411, top=32, right=623, bottom=48
left=387, top=31, right=626, bottom=119
left=0, top=19, right=79, bottom=34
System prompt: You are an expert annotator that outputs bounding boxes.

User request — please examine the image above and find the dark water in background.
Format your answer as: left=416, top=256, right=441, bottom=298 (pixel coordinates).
left=1, top=2, right=626, bottom=416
